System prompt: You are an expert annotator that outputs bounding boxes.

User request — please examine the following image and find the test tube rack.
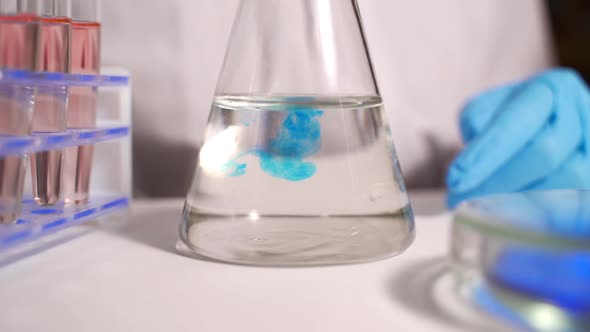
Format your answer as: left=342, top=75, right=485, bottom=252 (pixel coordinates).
left=0, top=69, right=130, bottom=250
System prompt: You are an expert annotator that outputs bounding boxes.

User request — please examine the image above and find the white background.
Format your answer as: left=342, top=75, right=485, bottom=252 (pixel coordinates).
left=98, top=0, right=554, bottom=195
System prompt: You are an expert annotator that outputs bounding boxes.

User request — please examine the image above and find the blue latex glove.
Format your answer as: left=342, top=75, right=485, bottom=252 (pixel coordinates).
left=447, top=68, right=590, bottom=207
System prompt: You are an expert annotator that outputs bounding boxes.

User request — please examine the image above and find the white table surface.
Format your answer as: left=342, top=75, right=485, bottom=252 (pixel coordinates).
left=0, top=190, right=485, bottom=332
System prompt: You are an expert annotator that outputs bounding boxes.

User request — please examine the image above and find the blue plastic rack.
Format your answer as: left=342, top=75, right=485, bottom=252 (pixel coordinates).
left=0, top=196, right=129, bottom=249
left=0, top=69, right=131, bottom=250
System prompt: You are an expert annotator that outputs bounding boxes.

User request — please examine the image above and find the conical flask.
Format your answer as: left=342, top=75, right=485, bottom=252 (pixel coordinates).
left=180, top=0, right=415, bottom=266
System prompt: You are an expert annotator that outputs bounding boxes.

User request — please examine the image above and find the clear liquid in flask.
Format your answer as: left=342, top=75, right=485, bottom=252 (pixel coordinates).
left=181, top=95, right=415, bottom=266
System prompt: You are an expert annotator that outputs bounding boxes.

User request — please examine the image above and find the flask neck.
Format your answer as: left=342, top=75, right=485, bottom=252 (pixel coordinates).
left=217, top=0, right=379, bottom=97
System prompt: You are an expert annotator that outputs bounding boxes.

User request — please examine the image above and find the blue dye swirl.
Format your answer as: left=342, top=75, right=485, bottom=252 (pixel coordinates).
left=256, top=151, right=317, bottom=181
left=222, top=159, right=247, bottom=177
left=268, top=109, right=323, bottom=158
left=222, top=108, right=323, bottom=181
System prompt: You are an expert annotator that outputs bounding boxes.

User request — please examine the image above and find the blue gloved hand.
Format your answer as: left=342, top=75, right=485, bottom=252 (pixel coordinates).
left=447, top=68, right=590, bottom=207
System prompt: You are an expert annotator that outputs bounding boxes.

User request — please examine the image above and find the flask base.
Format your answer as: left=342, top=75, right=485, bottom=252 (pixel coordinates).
left=178, top=209, right=415, bottom=267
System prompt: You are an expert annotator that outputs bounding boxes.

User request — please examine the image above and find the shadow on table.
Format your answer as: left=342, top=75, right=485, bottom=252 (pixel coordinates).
left=386, top=257, right=504, bottom=332
left=113, top=202, right=183, bottom=255
left=0, top=222, right=100, bottom=268
left=388, top=257, right=460, bottom=328
left=114, top=204, right=244, bottom=265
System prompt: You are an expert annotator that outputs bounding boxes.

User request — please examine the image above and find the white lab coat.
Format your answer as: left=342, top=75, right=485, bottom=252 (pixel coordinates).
left=100, top=0, right=554, bottom=197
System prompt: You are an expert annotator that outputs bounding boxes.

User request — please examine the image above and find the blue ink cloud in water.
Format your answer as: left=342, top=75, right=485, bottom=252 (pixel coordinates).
left=257, top=151, right=318, bottom=182
left=221, top=159, right=247, bottom=177
left=269, top=109, right=323, bottom=158
left=222, top=108, right=324, bottom=181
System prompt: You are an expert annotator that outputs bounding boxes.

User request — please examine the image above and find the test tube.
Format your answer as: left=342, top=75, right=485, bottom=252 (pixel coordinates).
left=63, top=0, right=100, bottom=205
left=28, top=0, right=71, bottom=206
left=0, top=1, right=38, bottom=223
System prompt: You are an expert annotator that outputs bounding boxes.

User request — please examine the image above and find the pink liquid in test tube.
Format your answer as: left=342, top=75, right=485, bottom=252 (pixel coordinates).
left=63, top=20, right=99, bottom=204
left=0, top=13, right=38, bottom=70
left=0, top=13, right=38, bottom=222
left=30, top=16, right=70, bottom=206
